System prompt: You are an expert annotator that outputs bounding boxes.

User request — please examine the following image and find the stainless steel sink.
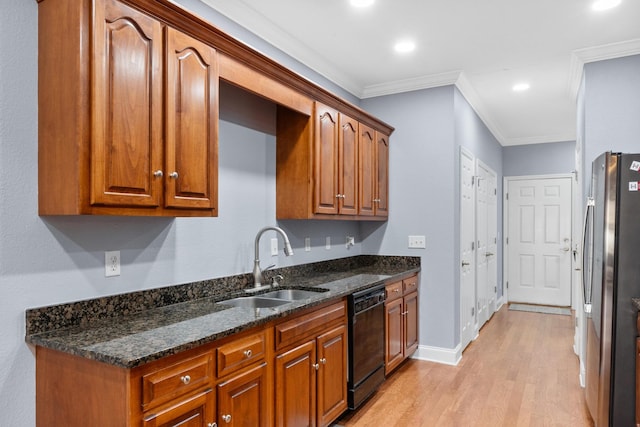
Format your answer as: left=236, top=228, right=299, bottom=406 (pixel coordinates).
left=221, top=296, right=291, bottom=308
left=261, top=288, right=327, bottom=300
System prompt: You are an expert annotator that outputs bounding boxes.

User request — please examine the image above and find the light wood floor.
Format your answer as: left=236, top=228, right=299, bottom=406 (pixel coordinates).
left=338, top=305, right=594, bottom=427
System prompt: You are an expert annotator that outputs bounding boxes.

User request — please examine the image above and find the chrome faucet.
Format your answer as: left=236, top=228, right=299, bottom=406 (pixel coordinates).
left=252, top=226, right=294, bottom=289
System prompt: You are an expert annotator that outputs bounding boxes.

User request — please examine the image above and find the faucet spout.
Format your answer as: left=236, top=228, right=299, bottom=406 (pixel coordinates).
left=253, top=226, right=294, bottom=288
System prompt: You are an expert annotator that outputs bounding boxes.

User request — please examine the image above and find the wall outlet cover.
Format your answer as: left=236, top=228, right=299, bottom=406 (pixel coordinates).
left=408, top=235, right=426, bottom=249
left=105, top=250, right=121, bottom=277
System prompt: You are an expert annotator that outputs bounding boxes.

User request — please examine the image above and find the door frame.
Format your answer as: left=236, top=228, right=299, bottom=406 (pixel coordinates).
left=502, top=173, right=576, bottom=306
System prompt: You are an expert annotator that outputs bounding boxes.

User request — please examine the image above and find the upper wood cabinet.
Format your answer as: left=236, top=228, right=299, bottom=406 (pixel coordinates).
left=38, top=0, right=218, bottom=216
left=276, top=103, right=390, bottom=220
left=38, top=0, right=391, bottom=218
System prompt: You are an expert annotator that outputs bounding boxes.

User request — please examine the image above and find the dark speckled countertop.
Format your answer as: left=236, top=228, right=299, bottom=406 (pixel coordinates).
left=25, top=255, right=420, bottom=369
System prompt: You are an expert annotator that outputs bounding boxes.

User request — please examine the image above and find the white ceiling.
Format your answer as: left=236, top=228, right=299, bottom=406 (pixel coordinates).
left=202, top=0, right=640, bottom=146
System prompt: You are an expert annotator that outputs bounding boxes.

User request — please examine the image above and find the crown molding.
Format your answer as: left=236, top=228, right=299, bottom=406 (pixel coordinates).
left=567, top=39, right=640, bottom=101
left=360, top=70, right=461, bottom=98
left=200, top=0, right=364, bottom=97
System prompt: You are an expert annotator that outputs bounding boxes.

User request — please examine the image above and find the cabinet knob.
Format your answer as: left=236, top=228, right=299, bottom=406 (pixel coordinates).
left=169, top=171, right=179, bottom=179
left=313, top=363, right=320, bottom=370
left=208, top=423, right=217, bottom=427
left=153, top=170, right=164, bottom=177
left=243, top=349, right=252, bottom=358
left=320, top=358, right=327, bottom=365
left=222, top=414, right=232, bottom=423
left=180, top=375, right=191, bottom=385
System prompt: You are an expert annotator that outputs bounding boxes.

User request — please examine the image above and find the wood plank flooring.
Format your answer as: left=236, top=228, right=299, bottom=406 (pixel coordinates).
left=338, top=305, right=594, bottom=426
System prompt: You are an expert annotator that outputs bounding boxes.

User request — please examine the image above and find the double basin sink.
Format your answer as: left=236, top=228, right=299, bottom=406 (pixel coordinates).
left=221, top=287, right=329, bottom=308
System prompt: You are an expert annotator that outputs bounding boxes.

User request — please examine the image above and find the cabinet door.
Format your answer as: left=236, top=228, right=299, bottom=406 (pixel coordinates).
left=338, top=114, right=358, bottom=215
left=314, top=103, right=339, bottom=215
left=316, top=325, right=347, bottom=427
left=385, top=297, right=403, bottom=375
left=165, top=27, right=218, bottom=211
left=217, top=363, right=269, bottom=427
left=275, top=340, right=316, bottom=427
left=404, top=291, right=419, bottom=357
left=358, top=124, right=375, bottom=216
left=92, top=0, right=163, bottom=208
left=375, top=132, right=389, bottom=217
left=143, top=388, right=215, bottom=427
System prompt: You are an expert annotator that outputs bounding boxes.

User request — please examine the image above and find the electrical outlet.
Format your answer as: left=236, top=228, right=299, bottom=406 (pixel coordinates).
left=325, top=236, right=331, bottom=250
left=270, top=238, right=279, bottom=256
left=305, top=237, right=311, bottom=252
left=408, top=235, right=426, bottom=249
left=105, top=251, right=120, bottom=277
left=346, top=236, right=355, bottom=248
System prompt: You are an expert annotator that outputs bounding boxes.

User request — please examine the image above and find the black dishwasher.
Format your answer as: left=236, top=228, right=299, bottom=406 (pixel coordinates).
left=347, top=284, right=386, bottom=409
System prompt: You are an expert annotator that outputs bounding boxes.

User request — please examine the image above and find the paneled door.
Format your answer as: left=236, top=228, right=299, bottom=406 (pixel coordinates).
left=459, top=148, right=476, bottom=351
left=507, top=176, right=572, bottom=306
left=476, top=161, right=497, bottom=328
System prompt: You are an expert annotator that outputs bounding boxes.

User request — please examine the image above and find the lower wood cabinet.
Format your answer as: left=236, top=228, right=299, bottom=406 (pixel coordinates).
left=385, top=274, right=419, bottom=375
left=274, top=301, right=348, bottom=427
left=217, top=362, right=270, bottom=426
left=34, top=300, right=348, bottom=427
left=143, top=388, right=215, bottom=427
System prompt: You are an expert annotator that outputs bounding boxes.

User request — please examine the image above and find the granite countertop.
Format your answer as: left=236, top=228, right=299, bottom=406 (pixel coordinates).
left=25, top=256, right=419, bottom=369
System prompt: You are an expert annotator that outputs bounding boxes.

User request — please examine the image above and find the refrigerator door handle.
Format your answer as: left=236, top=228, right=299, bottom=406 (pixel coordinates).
left=582, top=197, right=595, bottom=311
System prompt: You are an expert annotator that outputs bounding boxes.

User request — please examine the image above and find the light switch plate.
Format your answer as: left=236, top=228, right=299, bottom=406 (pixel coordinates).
left=408, top=235, right=426, bottom=249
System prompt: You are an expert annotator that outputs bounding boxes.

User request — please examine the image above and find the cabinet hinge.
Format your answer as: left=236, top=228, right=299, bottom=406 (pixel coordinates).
left=471, top=176, right=475, bottom=185
left=506, top=193, right=509, bottom=200
left=506, top=281, right=509, bottom=289
left=506, top=237, right=509, bottom=245
left=471, top=241, right=475, bottom=250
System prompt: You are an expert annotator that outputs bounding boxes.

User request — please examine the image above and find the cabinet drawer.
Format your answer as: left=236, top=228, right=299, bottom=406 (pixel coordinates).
left=403, top=276, right=418, bottom=294
left=142, top=353, right=213, bottom=410
left=275, top=301, right=346, bottom=350
left=217, top=330, right=266, bottom=378
left=385, top=281, right=403, bottom=302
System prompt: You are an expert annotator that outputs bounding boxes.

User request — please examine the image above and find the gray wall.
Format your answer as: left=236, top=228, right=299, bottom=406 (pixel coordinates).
left=361, top=86, right=457, bottom=349
left=361, top=86, right=504, bottom=351
left=502, top=141, right=576, bottom=177
left=1, top=2, right=364, bottom=425
left=582, top=54, right=640, bottom=186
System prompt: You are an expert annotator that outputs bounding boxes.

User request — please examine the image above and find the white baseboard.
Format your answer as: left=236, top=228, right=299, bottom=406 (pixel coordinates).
left=411, top=343, right=461, bottom=366
left=579, top=360, right=586, bottom=388
left=496, top=296, right=504, bottom=311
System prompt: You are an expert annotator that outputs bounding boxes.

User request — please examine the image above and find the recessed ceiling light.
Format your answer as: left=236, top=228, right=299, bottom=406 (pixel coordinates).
left=394, top=40, right=416, bottom=54
left=592, top=0, right=621, bottom=11
left=350, top=0, right=375, bottom=7
left=512, top=83, right=530, bottom=92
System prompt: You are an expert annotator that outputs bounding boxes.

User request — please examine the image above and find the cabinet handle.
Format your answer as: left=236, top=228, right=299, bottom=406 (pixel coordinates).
left=180, top=375, right=191, bottom=385
left=222, top=414, right=231, bottom=423
left=169, top=171, right=179, bottom=179
left=320, top=358, right=326, bottom=365
left=313, top=363, right=320, bottom=370
left=394, top=288, right=400, bottom=293
left=335, top=194, right=345, bottom=199
left=373, top=198, right=381, bottom=203
left=243, top=349, right=252, bottom=358
left=401, top=311, right=409, bottom=316
left=153, top=170, right=164, bottom=178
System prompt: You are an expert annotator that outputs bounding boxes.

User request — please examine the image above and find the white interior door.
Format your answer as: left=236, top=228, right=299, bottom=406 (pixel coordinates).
left=476, top=161, right=497, bottom=328
left=460, top=148, right=476, bottom=351
left=507, top=176, right=573, bottom=306
left=476, top=164, right=489, bottom=327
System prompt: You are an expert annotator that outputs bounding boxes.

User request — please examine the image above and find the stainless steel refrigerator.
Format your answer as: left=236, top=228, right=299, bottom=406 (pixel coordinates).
left=583, top=151, right=640, bottom=427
